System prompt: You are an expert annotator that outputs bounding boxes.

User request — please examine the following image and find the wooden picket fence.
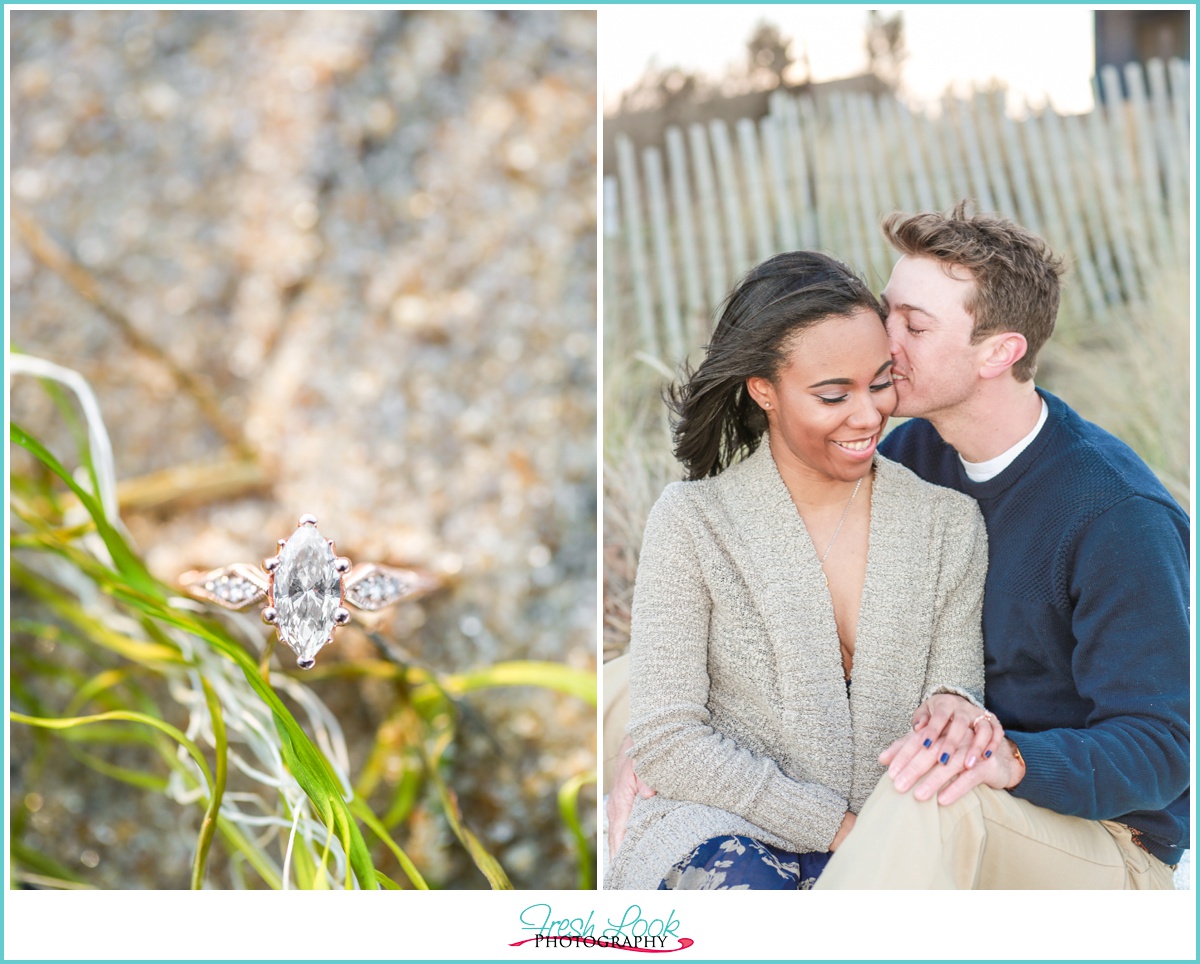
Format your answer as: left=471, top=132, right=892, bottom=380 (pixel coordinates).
left=603, top=58, right=1191, bottom=366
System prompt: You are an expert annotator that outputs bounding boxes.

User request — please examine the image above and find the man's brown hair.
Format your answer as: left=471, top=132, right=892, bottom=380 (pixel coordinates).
left=882, top=200, right=1065, bottom=381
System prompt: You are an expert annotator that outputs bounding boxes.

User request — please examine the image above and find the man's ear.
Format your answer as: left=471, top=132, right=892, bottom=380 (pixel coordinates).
left=979, top=332, right=1028, bottom=380
left=745, top=376, right=774, bottom=410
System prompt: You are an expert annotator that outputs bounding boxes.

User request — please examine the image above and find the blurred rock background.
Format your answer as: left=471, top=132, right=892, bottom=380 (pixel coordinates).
left=10, top=9, right=597, bottom=889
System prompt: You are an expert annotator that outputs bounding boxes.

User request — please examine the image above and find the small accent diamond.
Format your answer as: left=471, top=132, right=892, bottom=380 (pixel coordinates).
left=205, top=574, right=262, bottom=606
left=345, top=571, right=412, bottom=611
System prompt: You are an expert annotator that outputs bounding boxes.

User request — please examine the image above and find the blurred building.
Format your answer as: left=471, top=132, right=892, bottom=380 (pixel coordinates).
left=1095, top=9, right=1190, bottom=73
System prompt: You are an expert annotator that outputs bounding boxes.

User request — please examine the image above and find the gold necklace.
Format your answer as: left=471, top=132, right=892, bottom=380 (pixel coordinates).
left=819, top=476, right=862, bottom=587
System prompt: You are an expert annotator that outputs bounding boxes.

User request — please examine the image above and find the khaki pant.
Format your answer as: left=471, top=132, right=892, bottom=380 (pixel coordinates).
left=814, top=778, right=1175, bottom=890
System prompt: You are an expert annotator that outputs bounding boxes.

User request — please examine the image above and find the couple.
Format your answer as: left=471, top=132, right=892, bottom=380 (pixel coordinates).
left=604, top=203, right=1189, bottom=890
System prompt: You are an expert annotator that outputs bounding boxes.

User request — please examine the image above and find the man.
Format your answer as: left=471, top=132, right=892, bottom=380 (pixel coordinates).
left=608, top=203, right=1190, bottom=889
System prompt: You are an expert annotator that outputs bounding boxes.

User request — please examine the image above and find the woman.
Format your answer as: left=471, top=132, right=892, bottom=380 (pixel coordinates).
left=606, top=251, right=994, bottom=890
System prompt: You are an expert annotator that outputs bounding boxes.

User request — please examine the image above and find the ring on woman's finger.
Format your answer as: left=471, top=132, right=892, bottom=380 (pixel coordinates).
left=969, top=711, right=993, bottom=730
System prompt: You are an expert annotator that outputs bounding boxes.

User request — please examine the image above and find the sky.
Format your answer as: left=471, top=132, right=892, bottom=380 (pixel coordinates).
left=601, top=5, right=1098, bottom=115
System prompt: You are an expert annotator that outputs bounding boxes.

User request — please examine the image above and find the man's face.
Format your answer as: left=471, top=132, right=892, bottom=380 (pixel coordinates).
left=881, top=255, right=982, bottom=421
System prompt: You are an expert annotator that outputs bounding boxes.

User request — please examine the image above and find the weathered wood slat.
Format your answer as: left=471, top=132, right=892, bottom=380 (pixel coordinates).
left=761, top=114, right=799, bottom=254
left=736, top=117, right=775, bottom=264
left=997, top=102, right=1043, bottom=235
left=665, top=126, right=705, bottom=329
left=916, top=108, right=954, bottom=211
left=615, top=134, right=657, bottom=358
left=1145, top=59, right=1188, bottom=257
left=1057, top=111, right=1120, bottom=307
left=770, top=91, right=817, bottom=248
left=709, top=119, right=752, bottom=278
left=643, top=146, right=684, bottom=362
left=1082, top=102, right=1143, bottom=303
left=896, top=100, right=936, bottom=212
left=846, top=94, right=887, bottom=285
left=971, top=90, right=1017, bottom=220
left=602, top=174, right=623, bottom=353
left=1021, top=106, right=1095, bottom=322
left=953, top=98, right=996, bottom=213
left=876, top=96, right=918, bottom=215
left=799, top=95, right=832, bottom=251
left=687, top=122, right=728, bottom=316
left=933, top=101, right=971, bottom=205
left=1098, top=66, right=1157, bottom=269
left=826, top=92, right=871, bottom=279
left=1123, top=62, right=1174, bottom=262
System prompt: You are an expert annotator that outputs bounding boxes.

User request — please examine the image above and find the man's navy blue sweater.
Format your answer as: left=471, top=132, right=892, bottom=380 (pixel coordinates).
left=880, top=389, right=1190, bottom=865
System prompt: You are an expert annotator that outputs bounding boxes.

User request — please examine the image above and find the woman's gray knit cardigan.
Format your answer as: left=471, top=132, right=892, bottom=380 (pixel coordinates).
left=606, top=441, right=987, bottom=890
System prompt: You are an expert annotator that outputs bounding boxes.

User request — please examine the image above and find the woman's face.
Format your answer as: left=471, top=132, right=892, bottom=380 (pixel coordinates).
left=747, top=309, right=897, bottom=484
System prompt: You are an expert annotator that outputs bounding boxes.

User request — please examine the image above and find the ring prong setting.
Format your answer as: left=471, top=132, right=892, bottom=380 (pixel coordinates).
left=299, top=514, right=318, bottom=527
left=335, top=556, right=352, bottom=573
left=261, top=606, right=278, bottom=624
left=333, top=607, right=351, bottom=626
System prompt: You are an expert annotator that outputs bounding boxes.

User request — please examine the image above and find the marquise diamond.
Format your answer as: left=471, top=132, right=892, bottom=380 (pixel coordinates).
left=271, top=524, right=342, bottom=667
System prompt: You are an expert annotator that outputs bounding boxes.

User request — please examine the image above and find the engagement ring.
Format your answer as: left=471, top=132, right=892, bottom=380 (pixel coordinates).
left=180, top=514, right=439, bottom=669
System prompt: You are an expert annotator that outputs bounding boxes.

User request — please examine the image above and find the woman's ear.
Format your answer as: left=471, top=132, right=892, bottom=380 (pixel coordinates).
left=745, top=376, right=774, bottom=411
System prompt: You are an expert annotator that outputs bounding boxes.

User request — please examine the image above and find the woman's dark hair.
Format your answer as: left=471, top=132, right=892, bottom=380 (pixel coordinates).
left=667, top=251, right=883, bottom=481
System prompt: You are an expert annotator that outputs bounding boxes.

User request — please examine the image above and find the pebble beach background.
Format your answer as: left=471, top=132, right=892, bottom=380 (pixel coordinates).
left=10, top=9, right=597, bottom=889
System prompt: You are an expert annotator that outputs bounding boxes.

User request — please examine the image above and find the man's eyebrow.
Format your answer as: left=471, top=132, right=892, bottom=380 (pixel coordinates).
left=889, top=299, right=938, bottom=320
left=883, top=294, right=936, bottom=319
left=807, top=360, right=893, bottom=389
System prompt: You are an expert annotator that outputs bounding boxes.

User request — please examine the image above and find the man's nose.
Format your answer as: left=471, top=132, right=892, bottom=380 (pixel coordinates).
left=885, top=317, right=903, bottom=357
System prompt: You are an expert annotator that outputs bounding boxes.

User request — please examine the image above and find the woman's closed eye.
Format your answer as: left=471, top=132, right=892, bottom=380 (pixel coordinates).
left=818, top=380, right=892, bottom=404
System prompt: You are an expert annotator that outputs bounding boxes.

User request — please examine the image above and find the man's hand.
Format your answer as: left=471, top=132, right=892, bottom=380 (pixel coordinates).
left=880, top=694, right=1006, bottom=799
left=606, top=735, right=657, bottom=859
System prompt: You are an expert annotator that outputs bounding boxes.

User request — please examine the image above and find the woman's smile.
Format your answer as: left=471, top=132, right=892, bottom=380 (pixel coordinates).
left=832, top=434, right=878, bottom=459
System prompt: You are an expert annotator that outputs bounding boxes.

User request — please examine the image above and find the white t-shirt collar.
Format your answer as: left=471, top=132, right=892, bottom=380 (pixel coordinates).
left=959, top=397, right=1049, bottom=483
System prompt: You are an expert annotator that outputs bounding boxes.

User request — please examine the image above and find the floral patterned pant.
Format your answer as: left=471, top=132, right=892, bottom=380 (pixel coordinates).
left=658, top=835, right=833, bottom=890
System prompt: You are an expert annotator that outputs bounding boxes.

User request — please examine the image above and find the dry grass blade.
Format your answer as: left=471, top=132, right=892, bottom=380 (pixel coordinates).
left=13, top=210, right=255, bottom=459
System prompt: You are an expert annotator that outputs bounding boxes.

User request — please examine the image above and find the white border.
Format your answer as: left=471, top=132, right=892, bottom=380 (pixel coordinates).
left=4, top=5, right=1198, bottom=963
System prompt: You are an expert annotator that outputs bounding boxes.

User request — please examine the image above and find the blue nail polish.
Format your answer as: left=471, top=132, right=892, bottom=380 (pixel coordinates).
left=923, top=738, right=932, bottom=748
left=939, top=752, right=950, bottom=765
left=984, top=750, right=992, bottom=758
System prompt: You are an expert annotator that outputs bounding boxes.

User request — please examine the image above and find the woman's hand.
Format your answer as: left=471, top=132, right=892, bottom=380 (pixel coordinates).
left=879, top=694, right=1005, bottom=799
left=606, top=735, right=657, bottom=859
left=829, top=811, right=856, bottom=852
